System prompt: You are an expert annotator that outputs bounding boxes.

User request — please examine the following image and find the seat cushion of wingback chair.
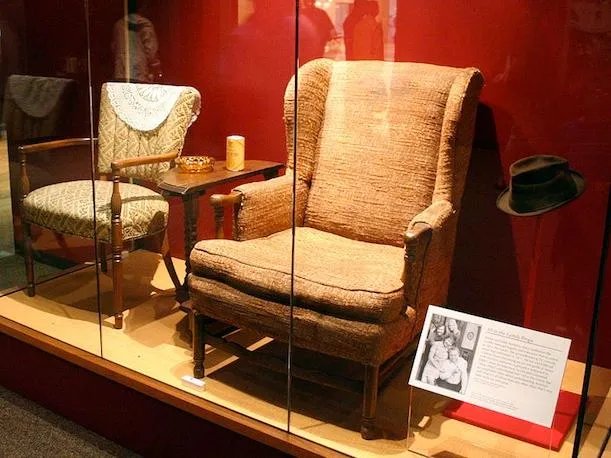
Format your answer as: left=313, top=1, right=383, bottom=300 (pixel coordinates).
left=190, top=227, right=405, bottom=323
left=189, top=275, right=415, bottom=366
left=304, top=61, right=462, bottom=247
left=23, top=180, right=168, bottom=242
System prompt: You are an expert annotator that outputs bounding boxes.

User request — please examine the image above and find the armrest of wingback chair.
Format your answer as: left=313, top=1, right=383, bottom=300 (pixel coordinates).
left=403, top=199, right=456, bottom=320
left=209, top=171, right=309, bottom=241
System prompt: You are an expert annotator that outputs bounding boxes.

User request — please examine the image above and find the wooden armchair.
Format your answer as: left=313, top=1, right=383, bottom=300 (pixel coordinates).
left=20, top=83, right=201, bottom=329
left=188, top=59, right=483, bottom=438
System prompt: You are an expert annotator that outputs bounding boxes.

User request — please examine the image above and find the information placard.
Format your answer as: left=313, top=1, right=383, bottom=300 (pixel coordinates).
left=408, top=306, right=571, bottom=427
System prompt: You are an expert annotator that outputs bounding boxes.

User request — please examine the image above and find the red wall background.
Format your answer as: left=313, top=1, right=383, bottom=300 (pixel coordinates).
left=8, top=0, right=610, bottom=367
left=396, top=0, right=611, bottom=366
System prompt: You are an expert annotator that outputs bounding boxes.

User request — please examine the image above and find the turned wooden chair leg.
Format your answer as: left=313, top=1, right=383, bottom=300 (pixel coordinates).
left=111, top=245, right=124, bottom=329
left=361, top=365, right=379, bottom=440
left=98, top=242, right=107, bottom=273
left=110, top=228, right=124, bottom=329
left=110, top=175, right=124, bottom=329
left=23, top=221, right=35, bottom=297
left=193, top=310, right=205, bottom=378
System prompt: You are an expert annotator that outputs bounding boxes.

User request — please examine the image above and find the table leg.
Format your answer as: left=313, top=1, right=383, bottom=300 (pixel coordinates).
left=179, top=191, right=202, bottom=307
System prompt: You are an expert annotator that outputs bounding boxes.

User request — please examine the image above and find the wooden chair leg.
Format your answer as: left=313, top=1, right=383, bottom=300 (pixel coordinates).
left=361, top=365, right=380, bottom=440
left=110, top=231, right=123, bottom=329
left=193, top=309, right=206, bottom=378
left=111, top=245, right=124, bottom=329
left=23, top=221, right=35, bottom=297
left=110, top=175, right=124, bottom=329
left=98, top=242, right=107, bottom=273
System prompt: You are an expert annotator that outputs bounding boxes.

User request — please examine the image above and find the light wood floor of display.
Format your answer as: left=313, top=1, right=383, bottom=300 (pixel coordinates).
left=0, top=250, right=608, bottom=458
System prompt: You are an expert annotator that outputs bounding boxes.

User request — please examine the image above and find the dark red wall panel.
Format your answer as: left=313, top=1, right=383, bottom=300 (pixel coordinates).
left=396, top=0, right=610, bottom=366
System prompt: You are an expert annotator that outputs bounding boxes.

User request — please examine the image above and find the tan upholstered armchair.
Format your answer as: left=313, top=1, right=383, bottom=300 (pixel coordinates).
left=20, top=83, right=201, bottom=329
left=188, top=59, right=483, bottom=438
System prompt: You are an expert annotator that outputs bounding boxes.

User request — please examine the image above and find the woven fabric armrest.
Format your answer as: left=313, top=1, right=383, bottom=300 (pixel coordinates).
left=407, top=199, right=455, bottom=233
left=403, top=199, right=457, bottom=329
left=233, top=172, right=309, bottom=241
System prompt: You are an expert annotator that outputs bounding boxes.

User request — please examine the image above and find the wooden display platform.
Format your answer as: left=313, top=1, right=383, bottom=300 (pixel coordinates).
left=0, top=251, right=608, bottom=457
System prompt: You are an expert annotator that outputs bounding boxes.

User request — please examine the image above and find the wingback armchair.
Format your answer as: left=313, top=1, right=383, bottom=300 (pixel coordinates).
left=20, top=83, right=201, bottom=329
left=188, top=59, right=483, bottom=438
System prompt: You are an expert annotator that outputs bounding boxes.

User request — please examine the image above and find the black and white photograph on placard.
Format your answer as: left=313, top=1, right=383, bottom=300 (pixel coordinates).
left=416, top=312, right=481, bottom=395
left=409, top=305, right=572, bottom=427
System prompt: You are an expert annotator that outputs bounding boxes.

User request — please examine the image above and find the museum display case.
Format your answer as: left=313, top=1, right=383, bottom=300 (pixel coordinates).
left=0, top=1, right=609, bottom=457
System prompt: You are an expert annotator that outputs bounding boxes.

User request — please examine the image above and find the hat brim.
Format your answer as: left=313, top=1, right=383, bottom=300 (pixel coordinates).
left=496, top=171, right=586, bottom=217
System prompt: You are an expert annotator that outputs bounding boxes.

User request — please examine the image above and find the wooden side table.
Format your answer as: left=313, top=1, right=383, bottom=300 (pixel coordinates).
left=159, top=160, right=283, bottom=304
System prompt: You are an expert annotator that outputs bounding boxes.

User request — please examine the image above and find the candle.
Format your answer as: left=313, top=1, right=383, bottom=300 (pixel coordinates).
left=226, top=135, right=245, bottom=171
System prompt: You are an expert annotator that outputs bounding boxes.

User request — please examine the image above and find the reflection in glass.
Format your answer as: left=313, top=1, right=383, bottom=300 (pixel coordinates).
left=300, top=0, right=337, bottom=57
left=111, top=0, right=162, bottom=83
left=1, top=74, right=76, bottom=292
left=0, top=0, right=103, bottom=356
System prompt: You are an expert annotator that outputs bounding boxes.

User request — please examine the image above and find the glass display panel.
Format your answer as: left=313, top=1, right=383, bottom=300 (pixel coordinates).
left=573, top=187, right=611, bottom=457
left=287, top=0, right=611, bottom=457
left=0, top=0, right=102, bottom=355
left=91, top=0, right=297, bottom=432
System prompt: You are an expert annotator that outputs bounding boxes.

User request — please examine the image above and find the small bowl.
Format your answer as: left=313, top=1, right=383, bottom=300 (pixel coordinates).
left=176, top=156, right=215, bottom=173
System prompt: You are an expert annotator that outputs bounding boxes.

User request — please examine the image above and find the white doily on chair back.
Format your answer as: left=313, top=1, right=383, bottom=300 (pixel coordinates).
left=106, top=83, right=199, bottom=132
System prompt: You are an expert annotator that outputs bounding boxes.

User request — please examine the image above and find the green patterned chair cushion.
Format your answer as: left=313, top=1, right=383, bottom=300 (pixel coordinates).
left=23, top=180, right=168, bottom=242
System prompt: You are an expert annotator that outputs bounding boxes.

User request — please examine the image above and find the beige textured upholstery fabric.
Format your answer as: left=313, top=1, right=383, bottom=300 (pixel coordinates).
left=433, top=70, right=484, bottom=206
left=23, top=180, right=167, bottom=242
left=233, top=172, right=309, bottom=241
left=304, top=61, right=479, bottom=247
left=189, top=275, right=416, bottom=365
left=3, top=75, right=76, bottom=216
left=190, top=59, right=483, bottom=370
left=97, top=83, right=201, bottom=182
left=405, top=199, right=457, bottom=331
left=284, top=59, right=334, bottom=182
left=191, top=227, right=405, bottom=323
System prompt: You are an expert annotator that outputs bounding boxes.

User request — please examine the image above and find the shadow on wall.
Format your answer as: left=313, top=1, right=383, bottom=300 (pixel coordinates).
left=448, top=103, right=523, bottom=325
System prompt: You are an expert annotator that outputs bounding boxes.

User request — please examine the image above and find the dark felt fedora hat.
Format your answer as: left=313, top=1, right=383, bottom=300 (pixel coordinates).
left=497, top=155, right=585, bottom=216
